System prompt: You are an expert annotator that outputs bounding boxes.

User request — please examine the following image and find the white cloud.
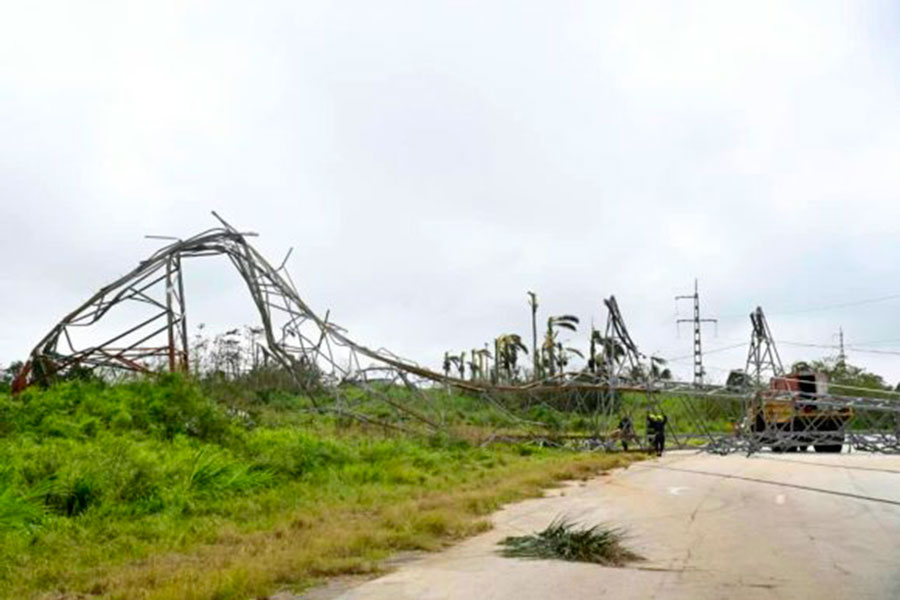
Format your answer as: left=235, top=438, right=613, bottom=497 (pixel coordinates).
left=2, top=1, right=900, bottom=383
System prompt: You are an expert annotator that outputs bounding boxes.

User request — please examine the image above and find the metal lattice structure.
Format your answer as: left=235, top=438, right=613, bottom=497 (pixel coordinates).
left=13, top=215, right=900, bottom=455
left=745, top=306, right=784, bottom=386
left=661, top=307, right=900, bottom=455
left=675, top=280, right=717, bottom=386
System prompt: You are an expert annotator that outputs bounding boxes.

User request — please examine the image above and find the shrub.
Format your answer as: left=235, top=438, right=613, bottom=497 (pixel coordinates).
left=182, top=448, right=274, bottom=499
left=243, top=429, right=352, bottom=477
left=136, top=375, right=231, bottom=441
left=0, top=466, right=45, bottom=531
left=0, top=487, right=44, bottom=531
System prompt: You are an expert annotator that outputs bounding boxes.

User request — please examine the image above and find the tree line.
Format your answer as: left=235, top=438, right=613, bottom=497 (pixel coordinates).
left=441, top=291, right=673, bottom=384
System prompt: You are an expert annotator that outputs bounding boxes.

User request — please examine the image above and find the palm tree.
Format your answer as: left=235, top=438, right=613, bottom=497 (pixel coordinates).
left=444, top=352, right=466, bottom=379
left=468, top=348, right=479, bottom=381
left=588, top=329, right=625, bottom=378
left=556, top=344, right=583, bottom=373
left=602, top=337, right=625, bottom=369
left=629, top=356, right=672, bottom=383
left=649, top=356, right=672, bottom=381
left=527, top=291, right=539, bottom=378
left=496, top=334, right=529, bottom=381
left=588, top=328, right=602, bottom=373
left=471, top=347, right=492, bottom=382
left=543, top=315, right=579, bottom=377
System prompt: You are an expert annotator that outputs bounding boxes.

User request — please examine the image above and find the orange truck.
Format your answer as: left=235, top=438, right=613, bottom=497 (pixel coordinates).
left=748, top=368, right=851, bottom=453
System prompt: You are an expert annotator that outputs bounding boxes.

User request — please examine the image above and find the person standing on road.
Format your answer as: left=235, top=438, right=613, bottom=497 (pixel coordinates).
left=617, top=415, right=635, bottom=451
left=646, top=411, right=668, bottom=457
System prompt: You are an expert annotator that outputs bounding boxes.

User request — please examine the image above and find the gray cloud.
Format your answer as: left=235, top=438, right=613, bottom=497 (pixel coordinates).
left=2, top=1, right=900, bottom=383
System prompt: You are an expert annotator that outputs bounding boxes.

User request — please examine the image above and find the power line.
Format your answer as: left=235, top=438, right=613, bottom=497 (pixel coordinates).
left=665, top=337, right=900, bottom=370
left=665, top=342, right=747, bottom=363
left=778, top=293, right=900, bottom=315
left=850, top=338, right=900, bottom=347
left=719, top=292, right=900, bottom=320
left=779, top=340, right=900, bottom=357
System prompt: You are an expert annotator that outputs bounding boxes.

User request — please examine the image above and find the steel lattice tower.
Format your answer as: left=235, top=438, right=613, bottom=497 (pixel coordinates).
left=676, top=279, right=717, bottom=386
left=745, top=306, right=783, bottom=387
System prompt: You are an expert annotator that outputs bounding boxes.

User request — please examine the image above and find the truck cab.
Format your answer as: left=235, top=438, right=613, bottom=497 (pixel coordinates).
left=749, top=367, right=851, bottom=453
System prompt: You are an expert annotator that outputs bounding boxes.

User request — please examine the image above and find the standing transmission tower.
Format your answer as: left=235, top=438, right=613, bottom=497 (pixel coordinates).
left=676, top=279, right=717, bottom=386
left=836, top=326, right=847, bottom=367
left=745, top=306, right=783, bottom=387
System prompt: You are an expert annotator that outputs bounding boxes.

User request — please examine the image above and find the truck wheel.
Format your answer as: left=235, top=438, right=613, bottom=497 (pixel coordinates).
left=814, top=444, right=842, bottom=453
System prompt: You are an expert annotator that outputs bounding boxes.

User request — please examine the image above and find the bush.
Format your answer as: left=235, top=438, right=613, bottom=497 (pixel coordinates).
left=182, top=447, right=273, bottom=499
left=243, top=429, right=353, bottom=478
left=136, top=375, right=232, bottom=441
left=0, top=466, right=44, bottom=531
left=0, top=376, right=236, bottom=443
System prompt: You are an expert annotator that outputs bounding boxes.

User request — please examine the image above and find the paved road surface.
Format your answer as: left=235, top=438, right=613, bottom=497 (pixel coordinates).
left=324, top=451, right=900, bottom=600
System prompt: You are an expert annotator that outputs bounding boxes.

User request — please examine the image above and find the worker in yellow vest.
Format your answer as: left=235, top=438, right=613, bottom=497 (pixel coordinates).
left=646, top=412, right=668, bottom=456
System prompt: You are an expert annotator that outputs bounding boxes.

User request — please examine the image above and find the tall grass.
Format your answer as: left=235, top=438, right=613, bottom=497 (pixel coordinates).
left=0, top=483, right=44, bottom=531
left=0, top=376, right=641, bottom=599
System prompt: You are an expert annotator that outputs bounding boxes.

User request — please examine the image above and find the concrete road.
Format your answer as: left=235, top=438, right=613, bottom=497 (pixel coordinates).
left=329, top=451, right=900, bottom=600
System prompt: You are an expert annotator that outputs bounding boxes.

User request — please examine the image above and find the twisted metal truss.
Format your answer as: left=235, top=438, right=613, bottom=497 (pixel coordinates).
left=657, top=308, right=900, bottom=455
left=12, top=215, right=900, bottom=455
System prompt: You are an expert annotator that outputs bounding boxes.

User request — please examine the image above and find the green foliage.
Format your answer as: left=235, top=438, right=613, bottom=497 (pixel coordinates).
left=0, top=376, right=629, bottom=598
left=242, top=429, right=352, bottom=477
left=0, top=361, right=23, bottom=394
left=2, top=374, right=233, bottom=442
left=182, top=448, right=273, bottom=499
left=797, top=358, right=893, bottom=398
left=525, top=405, right=565, bottom=431
left=499, top=517, right=641, bottom=566
left=0, top=467, right=45, bottom=531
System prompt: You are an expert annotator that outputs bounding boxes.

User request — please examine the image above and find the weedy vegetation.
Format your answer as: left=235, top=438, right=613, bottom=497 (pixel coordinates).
left=499, top=517, right=642, bottom=566
left=0, top=375, right=641, bottom=600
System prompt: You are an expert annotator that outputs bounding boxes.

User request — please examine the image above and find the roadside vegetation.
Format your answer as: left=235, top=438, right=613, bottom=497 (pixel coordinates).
left=3, top=311, right=893, bottom=599
left=0, top=375, right=640, bottom=600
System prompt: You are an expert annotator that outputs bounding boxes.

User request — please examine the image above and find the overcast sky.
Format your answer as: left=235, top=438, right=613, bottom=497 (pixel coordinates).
left=2, top=1, right=900, bottom=384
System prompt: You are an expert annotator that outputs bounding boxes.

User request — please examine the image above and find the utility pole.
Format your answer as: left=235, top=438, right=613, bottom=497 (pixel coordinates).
left=836, top=326, right=847, bottom=368
left=676, top=279, right=717, bottom=386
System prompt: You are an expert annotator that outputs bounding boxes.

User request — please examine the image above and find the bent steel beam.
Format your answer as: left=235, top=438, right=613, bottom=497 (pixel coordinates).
left=13, top=214, right=900, bottom=455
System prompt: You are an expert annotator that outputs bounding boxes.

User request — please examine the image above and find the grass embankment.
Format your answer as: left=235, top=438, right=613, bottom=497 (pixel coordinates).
left=0, top=376, right=639, bottom=599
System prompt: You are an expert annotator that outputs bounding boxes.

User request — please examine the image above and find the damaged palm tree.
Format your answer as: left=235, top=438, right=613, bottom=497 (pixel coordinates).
left=542, top=315, right=579, bottom=378
left=495, top=334, right=528, bottom=382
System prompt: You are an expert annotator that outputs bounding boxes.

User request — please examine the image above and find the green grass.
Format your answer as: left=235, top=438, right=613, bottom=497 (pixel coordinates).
left=336, top=384, right=739, bottom=440
left=499, top=517, right=642, bottom=566
left=0, top=376, right=641, bottom=599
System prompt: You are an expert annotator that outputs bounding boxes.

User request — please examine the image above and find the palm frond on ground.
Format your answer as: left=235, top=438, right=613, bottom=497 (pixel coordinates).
left=498, top=517, right=642, bottom=566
